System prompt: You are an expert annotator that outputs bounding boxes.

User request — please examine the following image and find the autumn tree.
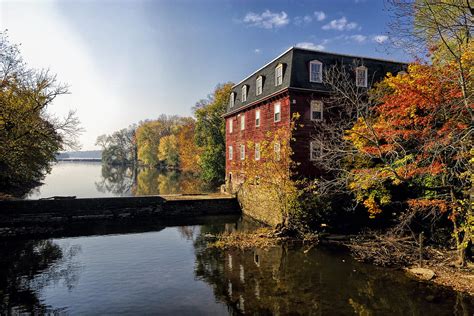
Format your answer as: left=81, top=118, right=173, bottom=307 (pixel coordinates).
left=135, top=115, right=181, bottom=167
left=387, top=0, right=473, bottom=117
left=194, top=83, right=233, bottom=184
left=176, top=118, right=201, bottom=173
left=0, top=32, right=81, bottom=196
left=345, top=54, right=473, bottom=264
left=158, top=134, right=179, bottom=168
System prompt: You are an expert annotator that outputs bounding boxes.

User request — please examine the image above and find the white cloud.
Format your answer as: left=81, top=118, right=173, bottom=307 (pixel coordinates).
left=296, top=42, right=325, bottom=51
left=254, top=48, right=261, bottom=54
left=322, top=17, right=358, bottom=31
left=350, top=34, right=367, bottom=43
left=314, top=11, right=326, bottom=21
left=243, top=10, right=290, bottom=29
left=372, top=35, right=389, bottom=43
left=294, top=15, right=312, bottom=25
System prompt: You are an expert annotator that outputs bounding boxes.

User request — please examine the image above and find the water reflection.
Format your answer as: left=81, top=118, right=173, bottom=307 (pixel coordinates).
left=28, top=162, right=216, bottom=199
left=1, top=222, right=472, bottom=315
left=0, top=240, right=82, bottom=314
left=93, top=163, right=216, bottom=196
left=194, top=222, right=474, bottom=315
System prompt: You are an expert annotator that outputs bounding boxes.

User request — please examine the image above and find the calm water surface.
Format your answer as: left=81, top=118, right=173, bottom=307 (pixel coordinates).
left=1, top=220, right=473, bottom=315
left=27, top=161, right=215, bottom=199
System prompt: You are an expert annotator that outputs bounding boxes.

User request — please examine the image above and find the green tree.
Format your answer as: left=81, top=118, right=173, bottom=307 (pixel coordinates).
left=193, top=83, right=233, bottom=184
left=96, top=125, right=136, bottom=165
left=0, top=32, right=81, bottom=197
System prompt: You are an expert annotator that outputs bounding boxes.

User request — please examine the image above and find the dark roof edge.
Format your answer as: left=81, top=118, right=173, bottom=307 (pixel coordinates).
left=232, top=47, right=408, bottom=90
left=232, top=47, right=293, bottom=88
left=292, top=46, right=409, bottom=65
left=223, top=87, right=289, bottom=118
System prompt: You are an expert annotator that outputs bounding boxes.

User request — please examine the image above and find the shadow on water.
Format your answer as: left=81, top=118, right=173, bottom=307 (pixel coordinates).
left=0, top=240, right=82, bottom=314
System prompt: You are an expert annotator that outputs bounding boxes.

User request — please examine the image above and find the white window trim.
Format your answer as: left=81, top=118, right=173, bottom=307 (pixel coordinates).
left=240, top=114, right=245, bottom=131
left=274, top=102, right=281, bottom=122
left=242, top=85, right=247, bottom=102
left=256, top=76, right=263, bottom=96
left=356, top=66, right=368, bottom=88
left=228, top=146, right=233, bottom=160
left=229, top=119, right=233, bottom=133
left=275, top=64, right=283, bottom=86
left=255, top=143, right=260, bottom=161
left=310, top=100, right=323, bottom=121
left=274, top=142, right=281, bottom=161
left=310, top=141, right=322, bottom=161
left=309, top=60, right=323, bottom=83
left=240, top=144, right=245, bottom=160
left=229, top=92, right=235, bottom=108
left=255, top=110, right=260, bottom=127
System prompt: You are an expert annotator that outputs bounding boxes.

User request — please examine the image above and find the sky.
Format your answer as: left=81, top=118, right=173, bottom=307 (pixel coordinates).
left=0, top=0, right=409, bottom=150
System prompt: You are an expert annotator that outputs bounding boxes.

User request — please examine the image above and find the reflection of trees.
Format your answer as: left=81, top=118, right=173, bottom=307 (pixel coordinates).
left=134, top=168, right=215, bottom=196
left=193, top=228, right=474, bottom=315
left=96, top=164, right=216, bottom=196
left=95, top=164, right=135, bottom=196
left=0, top=240, right=82, bottom=314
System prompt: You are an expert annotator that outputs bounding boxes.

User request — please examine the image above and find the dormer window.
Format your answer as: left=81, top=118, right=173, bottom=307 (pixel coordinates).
left=310, top=60, right=322, bottom=83
left=275, top=64, right=283, bottom=86
left=241, top=85, right=248, bottom=102
left=229, top=92, right=235, bottom=108
left=256, top=76, right=263, bottom=95
left=356, top=66, right=368, bottom=87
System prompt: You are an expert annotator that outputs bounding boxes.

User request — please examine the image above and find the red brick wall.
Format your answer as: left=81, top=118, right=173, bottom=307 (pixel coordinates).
left=289, top=90, right=325, bottom=178
left=225, top=92, right=291, bottom=184
left=225, top=89, right=328, bottom=185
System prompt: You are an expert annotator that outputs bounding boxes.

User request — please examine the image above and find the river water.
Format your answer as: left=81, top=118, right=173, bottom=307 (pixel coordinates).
left=27, top=161, right=215, bottom=199
left=7, top=162, right=473, bottom=314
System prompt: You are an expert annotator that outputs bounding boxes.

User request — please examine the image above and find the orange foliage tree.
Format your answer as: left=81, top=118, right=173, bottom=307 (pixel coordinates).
left=176, top=118, right=201, bottom=173
left=346, top=52, right=473, bottom=264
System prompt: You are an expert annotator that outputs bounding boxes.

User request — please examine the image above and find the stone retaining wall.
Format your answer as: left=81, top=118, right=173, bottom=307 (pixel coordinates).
left=0, top=194, right=241, bottom=238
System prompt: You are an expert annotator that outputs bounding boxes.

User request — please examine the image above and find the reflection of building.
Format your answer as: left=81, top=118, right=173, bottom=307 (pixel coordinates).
left=224, top=47, right=405, bottom=187
left=194, top=225, right=472, bottom=315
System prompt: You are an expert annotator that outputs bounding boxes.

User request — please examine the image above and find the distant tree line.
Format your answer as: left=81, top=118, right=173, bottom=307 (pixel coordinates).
left=95, top=83, right=233, bottom=185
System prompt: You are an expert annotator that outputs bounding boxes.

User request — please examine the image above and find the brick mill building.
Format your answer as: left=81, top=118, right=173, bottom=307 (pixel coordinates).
left=224, top=46, right=405, bottom=188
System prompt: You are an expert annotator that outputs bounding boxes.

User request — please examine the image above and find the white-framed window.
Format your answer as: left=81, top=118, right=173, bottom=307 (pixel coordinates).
left=229, top=118, right=233, bottom=133
left=255, top=110, right=260, bottom=127
left=255, top=143, right=260, bottom=161
left=240, top=114, right=245, bottom=130
left=228, top=146, right=233, bottom=160
left=356, top=66, right=368, bottom=87
left=310, top=141, right=321, bottom=161
left=275, top=64, right=283, bottom=86
left=229, top=92, right=235, bottom=108
left=310, top=100, right=323, bottom=121
left=242, top=85, right=248, bottom=102
left=256, top=76, right=263, bottom=95
left=240, top=144, right=245, bottom=160
left=309, top=60, right=323, bottom=83
left=274, top=102, right=281, bottom=122
left=274, top=142, right=281, bottom=161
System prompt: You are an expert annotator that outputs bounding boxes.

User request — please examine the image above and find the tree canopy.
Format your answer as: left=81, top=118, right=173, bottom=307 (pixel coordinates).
left=0, top=32, right=81, bottom=196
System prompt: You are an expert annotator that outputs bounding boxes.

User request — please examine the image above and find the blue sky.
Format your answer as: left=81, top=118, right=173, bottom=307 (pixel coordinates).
left=0, top=0, right=409, bottom=150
